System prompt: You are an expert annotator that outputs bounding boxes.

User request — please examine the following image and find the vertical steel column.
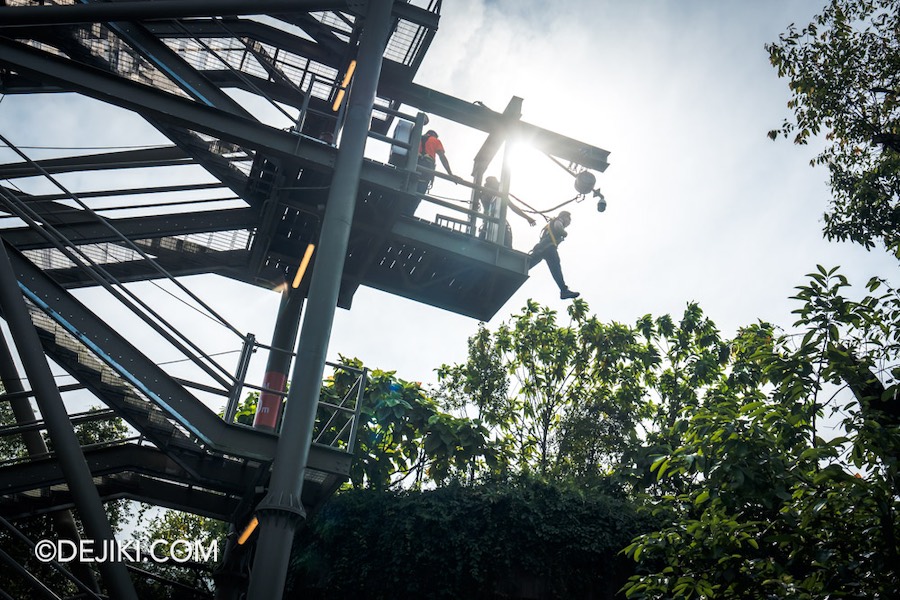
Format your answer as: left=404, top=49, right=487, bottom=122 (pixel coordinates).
left=498, top=142, right=513, bottom=247
left=252, top=288, right=304, bottom=431
left=469, top=170, right=485, bottom=238
left=0, top=333, right=100, bottom=594
left=246, top=1, right=394, bottom=598
left=0, top=240, right=137, bottom=600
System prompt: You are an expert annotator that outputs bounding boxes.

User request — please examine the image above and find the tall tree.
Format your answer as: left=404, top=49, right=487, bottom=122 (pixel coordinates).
left=767, top=0, right=900, bottom=256
left=437, top=300, right=731, bottom=488
left=623, top=268, right=900, bottom=599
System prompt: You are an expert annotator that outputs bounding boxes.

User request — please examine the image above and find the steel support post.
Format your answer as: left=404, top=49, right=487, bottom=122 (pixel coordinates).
left=498, top=141, right=513, bottom=247
left=245, top=1, right=394, bottom=598
left=0, top=333, right=100, bottom=594
left=0, top=240, right=137, bottom=600
left=224, top=333, right=256, bottom=424
left=252, top=288, right=305, bottom=431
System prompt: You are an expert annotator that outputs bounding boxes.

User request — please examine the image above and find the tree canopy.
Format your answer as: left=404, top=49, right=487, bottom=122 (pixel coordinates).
left=767, top=0, right=900, bottom=256
left=623, top=268, right=900, bottom=599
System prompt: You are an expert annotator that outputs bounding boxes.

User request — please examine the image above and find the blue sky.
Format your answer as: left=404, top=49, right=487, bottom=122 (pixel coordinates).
left=1, top=1, right=897, bottom=402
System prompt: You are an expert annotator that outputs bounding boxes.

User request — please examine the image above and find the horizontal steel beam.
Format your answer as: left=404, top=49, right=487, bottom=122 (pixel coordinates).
left=0, top=443, right=252, bottom=497
left=0, top=146, right=190, bottom=180
left=0, top=408, right=116, bottom=439
left=40, top=251, right=248, bottom=289
left=385, top=81, right=611, bottom=173
left=0, top=0, right=350, bottom=27
left=0, top=477, right=237, bottom=522
left=0, top=37, right=334, bottom=166
left=12, top=182, right=227, bottom=204
left=1, top=208, right=257, bottom=249
left=145, top=19, right=334, bottom=64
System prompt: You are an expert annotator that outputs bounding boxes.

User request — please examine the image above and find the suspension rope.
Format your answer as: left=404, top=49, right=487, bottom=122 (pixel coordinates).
left=509, top=191, right=581, bottom=219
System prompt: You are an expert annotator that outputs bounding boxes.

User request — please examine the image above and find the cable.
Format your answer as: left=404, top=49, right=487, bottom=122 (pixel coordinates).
left=148, top=279, right=239, bottom=329
left=509, top=191, right=580, bottom=219
left=157, top=348, right=242, bottom=367
left=544, top=152, right=578, bottom=177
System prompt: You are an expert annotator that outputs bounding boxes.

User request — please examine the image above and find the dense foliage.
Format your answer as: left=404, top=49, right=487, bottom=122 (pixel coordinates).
left=623, top=268, right=900, bottom=599
left=288, top=478, right=652, bottom=599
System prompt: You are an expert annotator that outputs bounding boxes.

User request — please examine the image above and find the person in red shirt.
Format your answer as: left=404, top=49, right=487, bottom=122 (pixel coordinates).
left=417, top=130, right=459, bottom=193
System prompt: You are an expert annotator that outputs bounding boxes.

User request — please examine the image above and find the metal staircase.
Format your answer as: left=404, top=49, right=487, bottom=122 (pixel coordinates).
left=0, top=241, right=359, bottom=511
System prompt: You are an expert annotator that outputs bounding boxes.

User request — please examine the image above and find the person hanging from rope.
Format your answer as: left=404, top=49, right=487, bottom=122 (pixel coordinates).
left=478, top=176, right=535, bottom=247
left=528, top=210, right=580, bottom=300
left=417, top=129, right=461, bottom=194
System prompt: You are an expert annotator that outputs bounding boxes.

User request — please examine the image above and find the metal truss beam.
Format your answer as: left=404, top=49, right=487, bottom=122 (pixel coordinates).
left=0, top=444, right=252, bottom=499
left=39, top=251, right=247, bottom=289
left=146, top=19, right=335, bottom=64
left=0, top=444, right=346, bottom=520
left=13, top=182, right=227, bottom=204
left=0, top=0, right=438, bottom=29
left=3, top=244, right=280, bottom=460
left=0, top=39, right=513, bottom=197
left=103, top=18, right=252, bottom=116
left=0, top=38, right=333, bottom=166
left=385, top=81, right=612, bottom=173
left=0, top=146, right=191, bottom=180
left=1, top=208, right=256, bottom=249
left=0, top=0, right=350, bottom=27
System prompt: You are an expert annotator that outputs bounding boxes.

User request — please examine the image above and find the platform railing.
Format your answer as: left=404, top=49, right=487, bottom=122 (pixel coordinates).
left=223, top=355, right=366, bottom=455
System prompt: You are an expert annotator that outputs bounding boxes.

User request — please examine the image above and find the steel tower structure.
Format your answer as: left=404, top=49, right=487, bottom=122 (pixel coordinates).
left=0, top=1, right=610, bottom=597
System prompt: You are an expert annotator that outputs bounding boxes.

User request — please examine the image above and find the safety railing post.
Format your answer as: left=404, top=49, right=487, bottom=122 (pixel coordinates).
left=224, top=333, right=255, bottom=423
left=348, top=367, right=367, bottom=454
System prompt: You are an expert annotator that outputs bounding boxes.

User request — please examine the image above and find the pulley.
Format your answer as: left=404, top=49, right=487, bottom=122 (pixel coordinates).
left=574, top=171, right=596, bottom=195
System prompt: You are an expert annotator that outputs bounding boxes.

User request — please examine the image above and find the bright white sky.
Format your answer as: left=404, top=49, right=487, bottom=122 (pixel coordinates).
left=345, top=0, right=898, bottom=383
left=1, top=0, right=897, bottom=407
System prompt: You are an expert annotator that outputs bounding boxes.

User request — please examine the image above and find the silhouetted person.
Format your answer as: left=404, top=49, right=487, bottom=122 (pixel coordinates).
left=478, top=176, right=535, bottom=246
left=388, top=116, right=426, bottom=167
left=528, top=210, right=579, bottom=299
